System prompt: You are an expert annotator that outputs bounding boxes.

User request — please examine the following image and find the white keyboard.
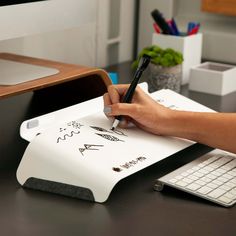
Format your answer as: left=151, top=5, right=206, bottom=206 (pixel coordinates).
left=154, top=150, right=236, bottom=207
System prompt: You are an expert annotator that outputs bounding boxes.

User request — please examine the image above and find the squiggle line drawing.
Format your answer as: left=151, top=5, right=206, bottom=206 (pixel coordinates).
left=79, top=144, right=104, bottom=156
left=57, top=130, right=80, bottom=143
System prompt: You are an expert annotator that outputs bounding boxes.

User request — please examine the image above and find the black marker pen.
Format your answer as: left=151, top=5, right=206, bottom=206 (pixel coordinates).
left=111, top=55, right=151, bottom=130
left=151, top=9, right=174, bottom=35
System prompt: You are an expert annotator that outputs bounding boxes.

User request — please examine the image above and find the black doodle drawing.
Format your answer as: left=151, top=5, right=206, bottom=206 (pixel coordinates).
left=67, top=121, right=84, bottom=129
left=96, top=133, right=124, bottom=142
left=57, top=130, right=80, bottom=143
left=112, top=167, right=122, bottom=172
left=120, top=156, right=147, bottom=170
left=90, top=125, right=127, bottom=136
left=59, top=128, right=67, bottom=132
left=113, top=157, right=147, bottom=172
left=90, top=126, right=111, bottom=133
left=79, top=144, right=104, bottom=156
left=111, top=129, right=127, bottom=136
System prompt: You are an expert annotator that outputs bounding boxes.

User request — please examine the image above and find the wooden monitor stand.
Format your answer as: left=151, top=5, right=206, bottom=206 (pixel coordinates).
left=0, top=53, right=111, bottom=100
left=0, top=53, right=111, bottom=169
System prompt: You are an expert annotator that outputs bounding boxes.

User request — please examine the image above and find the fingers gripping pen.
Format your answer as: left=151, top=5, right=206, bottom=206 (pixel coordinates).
left=111, top=55, right=151, bottom=130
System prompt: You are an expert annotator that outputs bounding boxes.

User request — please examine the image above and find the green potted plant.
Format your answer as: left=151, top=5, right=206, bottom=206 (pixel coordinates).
left=133, top=45, right=184, bottom=93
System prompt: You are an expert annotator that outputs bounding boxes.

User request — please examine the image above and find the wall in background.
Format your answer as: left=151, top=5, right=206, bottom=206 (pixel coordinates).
left=175, top=0, right=236, bottom=63
left=0, top=0, right=135, bottom=67
left=0, top=24, right=97, bottom=66
left=138, top=0, right=174, bottom=53
left=138, top=0, right=236, bottom=64
left=96, top=0, right=136, bottom=67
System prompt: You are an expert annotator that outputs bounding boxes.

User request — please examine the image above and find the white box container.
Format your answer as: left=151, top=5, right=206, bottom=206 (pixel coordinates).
left=152, top=33, right=202, bottom=84
left=189, top=62, right=236, bottom=96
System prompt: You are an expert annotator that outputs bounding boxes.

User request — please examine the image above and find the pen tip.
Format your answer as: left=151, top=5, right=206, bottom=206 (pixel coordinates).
left=111, top=119, right=120, bottom=131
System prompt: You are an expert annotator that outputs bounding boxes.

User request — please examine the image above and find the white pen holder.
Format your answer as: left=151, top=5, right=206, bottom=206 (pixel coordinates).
left=152, top=33, right=202, bottom=84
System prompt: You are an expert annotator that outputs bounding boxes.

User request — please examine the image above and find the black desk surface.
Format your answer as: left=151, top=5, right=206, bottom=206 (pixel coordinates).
left=1, top=62, right=236, bottom=236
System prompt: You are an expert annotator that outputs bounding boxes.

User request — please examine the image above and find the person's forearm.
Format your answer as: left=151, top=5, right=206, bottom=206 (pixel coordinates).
left=160, top=111, right=236, bottom=154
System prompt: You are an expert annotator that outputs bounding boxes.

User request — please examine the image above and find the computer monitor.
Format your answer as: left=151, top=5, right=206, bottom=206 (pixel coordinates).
left=0, top=0, right=96, bottom=85
left=0, top=1, right=45, bottom=7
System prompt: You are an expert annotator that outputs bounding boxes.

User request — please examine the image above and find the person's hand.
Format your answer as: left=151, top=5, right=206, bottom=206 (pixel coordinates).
left=103, top=84, right=172, bottom=135
left=104, top=85, right=236, bottom=154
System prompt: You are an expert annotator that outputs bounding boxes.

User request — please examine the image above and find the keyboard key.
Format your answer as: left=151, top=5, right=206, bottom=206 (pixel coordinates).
left=228, top=170, right=236, bottom=177
left=205, top=174, right=216, bottom=180
left=215, top=168, right=227, bottom=174
left=208, top=163, right=219, bottom=169
left=208, top=189, right=226, bottom=199
left=186, top=183, right=201, bottom=191
left=202, top=160, right=212, bottom=165
left=192, top=166, right=200, bottom=171
left=195, top=180, right=206, bottom=186
left=225, top=155, right=235, bottom=161
left=186, top=169, right=195, bottom=174
left=226, top=160, right=236, bottom=168
left=198, top=169, right=209, bottom=175
left=176, top=181, right=188, bottom=187
left=201, top=177, right=212, bottom=183
left=188, top=175, right=199, bottom=181
left=223, top=192, right=235, bottom=200
left=175, top=175, right=183, bottom=180
left=218, top=195, right=232, bottom=204
left=229, top=188, right=236, bottom=195
left=225, top=182, right=235, bottom=188
left=202, top=166, right=214, bottom=172
left=217, top=176, right=228, bottom=183
left=219, top=184, right=232, bottom=191
left=169, top=178, right=178, bottom=184
left=222, top=173, right=233, bottom=180
left=211, top=171, right=222, bottom=177
left=182, top=178, right=194, bottom=184
left=212, top=179, right=223, bottom=186
left=229, top=178, right=236, bottom=184
left=221, top=165, right=233, bottom=171
left=215, top=157, right=232, bottom=164
left=197, top=186, right=212, bottom=195
left=193, top=172, right=205, bottom=178
left=206, top=182, right=218, bottom=189
left=207, top=155, right=222, bottom=163
left=181, top=172, right=189, bottom=177
left=231, top=168, right=236, bottom=173
left=198, top=163, right=207, bottom=168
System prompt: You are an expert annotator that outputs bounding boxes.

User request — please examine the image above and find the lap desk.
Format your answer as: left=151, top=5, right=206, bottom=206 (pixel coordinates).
left=17, top=84, right=214, bottom=202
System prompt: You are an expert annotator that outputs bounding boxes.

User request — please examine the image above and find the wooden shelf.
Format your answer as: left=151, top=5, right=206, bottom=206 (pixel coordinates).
left=202, top=0, right=236, bottom=17
left=0, top=53, right=111, bottom=99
